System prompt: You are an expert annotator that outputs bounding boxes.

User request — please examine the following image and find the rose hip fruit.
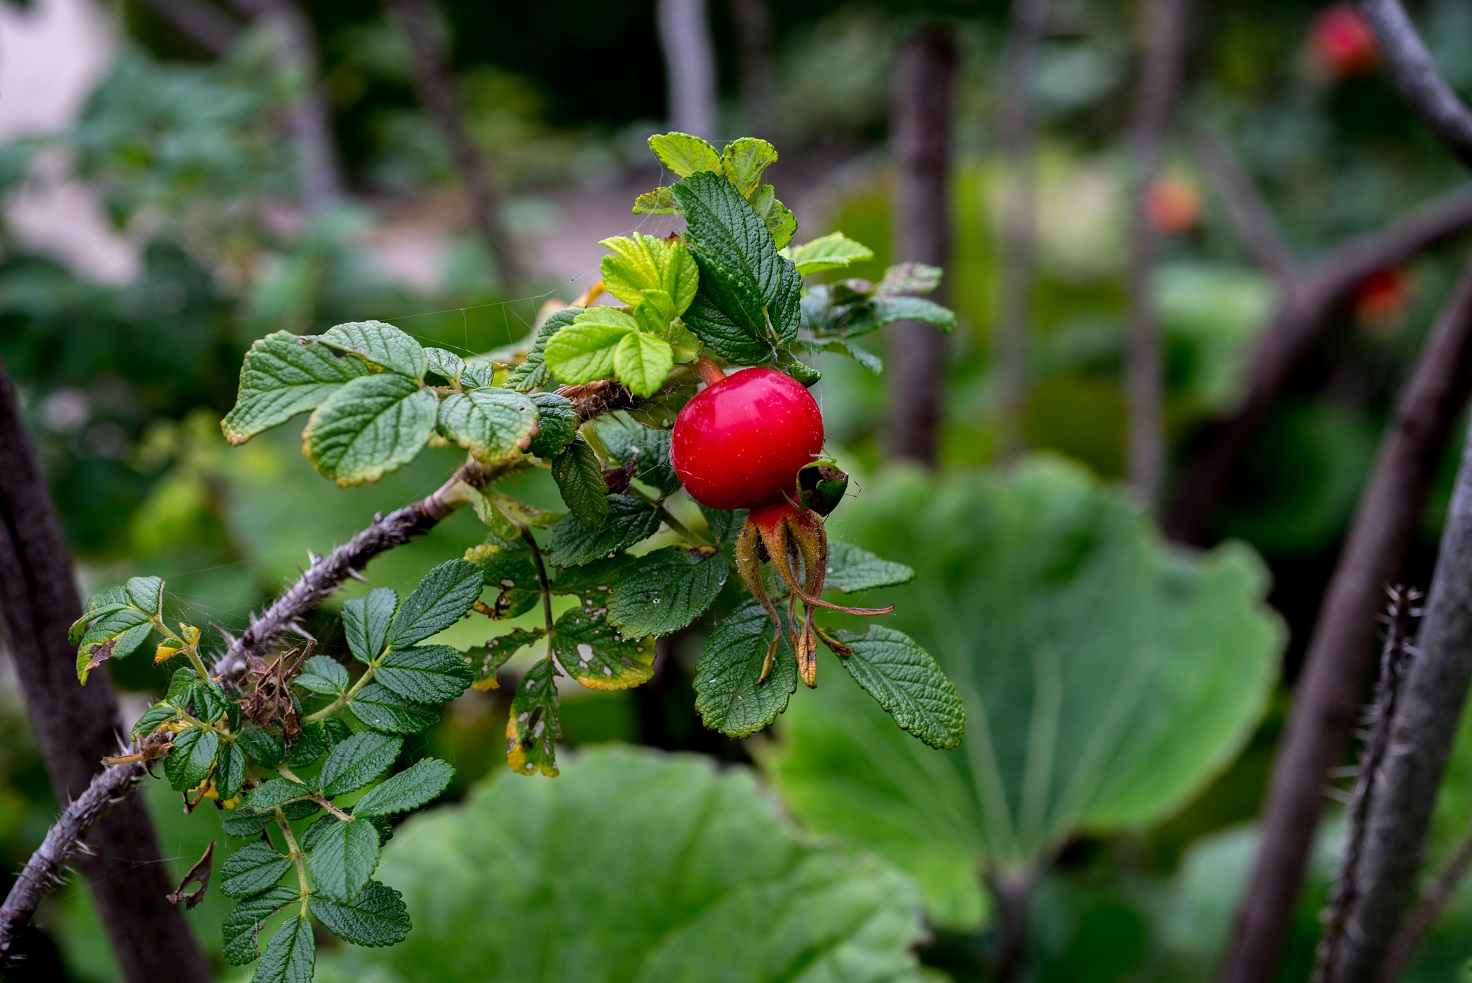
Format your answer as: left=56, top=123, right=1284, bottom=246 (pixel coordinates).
left=671, top=367, right=824, bottom=511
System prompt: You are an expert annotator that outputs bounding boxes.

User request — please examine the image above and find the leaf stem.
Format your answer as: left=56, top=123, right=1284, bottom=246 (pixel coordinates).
left=522, top=528, right=556, bottom=637
left=275, top=811, right=311, bottom=917
left=304, top=669, right=374, bottom=724
left=627, top=486, right=714, bottom=547
left=693, top=353, right=727, bottom=386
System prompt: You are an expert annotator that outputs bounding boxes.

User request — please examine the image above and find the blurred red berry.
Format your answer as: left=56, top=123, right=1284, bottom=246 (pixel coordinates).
left=1310, top=5, right=1379, bottom=78
left=1145, top=178, right=1201, bottom=235
left=1354, top=267, right=1411, bottom=322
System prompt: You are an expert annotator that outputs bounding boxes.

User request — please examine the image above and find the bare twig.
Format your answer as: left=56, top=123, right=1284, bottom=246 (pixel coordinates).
left=1356, top=0, right=1472, bottom=169
left=1190, top=127, right=1293, bottom=280
left=1380, top=823, right=1472, bottom=982
left=385, top=0, right=524, bottom=286
left=1221, top=256, right=1472, bottom=983
left=1313, top=586, right=1420, bottom=981
left=995, top=0, right=1049, bottom=460
left=1124, top=0, right=1192, bottom=512
left=658, top=0, right=719, bottom=140
left=886, top=25, right=956, bottom=467
left=0, top=360, right=210, bottom=980
left=1168, top=183, right=1472, bottom=544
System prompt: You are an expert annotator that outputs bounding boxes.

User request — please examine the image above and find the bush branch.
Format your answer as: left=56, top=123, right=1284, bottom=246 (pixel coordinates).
left=1190, top=126, right=1293, bottom=280
left=1356, top=0, right=1472, bottom=169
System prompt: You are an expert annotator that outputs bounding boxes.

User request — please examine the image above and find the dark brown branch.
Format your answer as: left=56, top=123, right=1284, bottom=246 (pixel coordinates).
left=1313, top=586, right=1419, bottom=981
left=1190, top=127, right=1293, bottom=280
left=657, top=0, right=719, bottom=140
left=1356, top=0, right=1472, bottom=170
left=995, top=0, right=1049, bottom=460
left=1124, top=0, right=1192, bottom=512
left=1169, top=183, right=1472, bottom=544
left=0, top=360, right=211, bottom=981
left=886, top=25, right=956, bottom=468
left=985, top=871, right=1034, bottom=983
left=1220, top=255, right=1472, bottom=983
left=385, top=0, right=524, bottom=286
left=0, top=759, right=147, bottom=965
left=1380, top=823, right=1472, bottom=982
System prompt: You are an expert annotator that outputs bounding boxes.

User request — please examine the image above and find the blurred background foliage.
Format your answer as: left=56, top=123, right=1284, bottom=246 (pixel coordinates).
left=7, top=0, right=1472, bottom=980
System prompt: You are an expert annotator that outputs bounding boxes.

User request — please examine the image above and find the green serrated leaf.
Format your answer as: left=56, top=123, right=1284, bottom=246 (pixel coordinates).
left=165, top=726, right=219, bottom=792
left=601, top=423, right=680, bottom=495
left=823, top=541, right=915, bottom=593
left=354, top=758, right=455, bottom=817
left=544, top=495, right=663, bottom=567
left=464, top=540, right=541, bottom=618
left=343, top=588, right=397, bottom=663
left=607, top=547, right=727, bottom=637
left=389, top=559, right=484, bottom=649
left=799, top=337, right=884, bottom=374
left=506, top=660, right=561, bottom=776
left=632, top=186, right=678, bottom=215
left=295, top=655, right=350, bottom=695
left=783, top=231, right=875, bottom=276
left=190, top=678, right=229, bottom=724
left=437, top=388, right=540, bottom=462
left=221, top=331, right=369, bottom=444
left=68, top=597, right=129, bottom=645
left=720, top=137, right=778, bottom=197
left=543, top=309, right=636, bottom=387
left=648, top=131, right=723, bottom=178
left=317, top=321, right=427, bottom=379
left=375, top=645, right=473, bottom=704
left=599, top=233, right=699, bottom=320
left=551, top=606, right=655, bottom=691
left=223, top=887, right=299, bottom=966
left=130, top=701, right=180, bottom=739
left=673, top=171, right=802, bottom=364
left=217, top=741, right=247, bottom=800
left=508, top=307, right=581, bottom=393
left=247, top=777, right=313, bottom=811
left=526, top=392, right=578, bottom=458
left=872, top=295, right=957, bottom=333
left=348, top=684, right=438, bottom=734
left=612, top=330, right=674, bottom=398
left=424, top=347, right=467, bottom=384
left=286, top=721, right=330, bottom=769
left=237, top=728, right=285, bottom=768
left=124, top=576, right=164, bottom=614
left=76, top=606, right=153, bottom=683
left=831, top=627, right=965, bottom=750
left=321, top=732, right=404, bottom=797
left=302, top=373, right=438, bottom=487
left=220, top=842, right=293, bottom=899
left=466, top=629, right=545, bottom=689
left=253, top=911, right=315, bottom=983
left=307, top=818, right=381, bottom=903
left=309, top=881, right=411, bottom=948
left=551, top=436, right=610, bottom=528
left=694, top=600, right=798, bottom=738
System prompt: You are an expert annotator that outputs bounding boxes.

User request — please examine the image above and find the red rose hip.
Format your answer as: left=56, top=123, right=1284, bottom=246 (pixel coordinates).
left=671, top=366, right=824, bottom=511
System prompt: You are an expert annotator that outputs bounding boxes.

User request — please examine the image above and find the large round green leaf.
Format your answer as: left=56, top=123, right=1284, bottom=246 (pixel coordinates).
left=764, top=458, right=1283, bottom=929
left=317, top=745, right=932, bottom=983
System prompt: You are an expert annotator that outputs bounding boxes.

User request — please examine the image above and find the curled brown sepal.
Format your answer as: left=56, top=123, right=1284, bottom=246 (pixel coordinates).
left=734, top=500, right=895, bottom=688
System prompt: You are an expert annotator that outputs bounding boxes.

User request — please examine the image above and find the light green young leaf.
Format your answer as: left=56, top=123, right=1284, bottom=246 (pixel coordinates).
left=747, top=183, right=797, bottom=249
left=342, top=588, right=398, bottom=663
left=768, top=460, right=1284, bottom=928
left=223, top=887, right=299, bottom=966
left=437, top=388, right=540, bottom=462
left=612, top=330, right=674, bottom=398
left=694, top=600, right=798, bottom=739
left=506, top=659, right=561, bottom=776
left=876, top=262, right=942, bottom=296
left=607, top=546, right=727, bottom=637
left=783, top=231, right=875, bottom=276
left=551, top=606, right=655, bottom=691
left=302, top=373, right=438, bottom=487
left=354, top=758, right=455, bottom=817
left=320, top=732, right=404, bottom=797
left=294, top=655, right=350, bottom=695
left=221, top=330, right=369, bottom=444
left=632, top=186, right=677, bottom=215
left=648, top=131, right=723, bottom=178
left=823, top=541, right=914, bottom=593
left=220, top=842, right=293, bottom=899
left=307, top=818, right=382, bottom=903
left=542, top=310, right=635, bottom=386
left=165, top=726, right=219, bottom=792
left=347, top=684, right=438, bottom=735
left=599, top=233, right=699, bottom=320
left=252, top=911, right=315, bottom=983
left=375, top=645, right=474, bottom=704
left=526, top=392, right=578, bottom=458
left=318, top=746, right=932, bottom=983
left=721, top=137, right=779, bottom=197
left=316, top=320, right=427, bottom=379
left=508, top=307, right=581, bottom=393
left=551, top=436, right=610, bottom=528
left=544, top=495, right=663, bottom=567
left=389, top=559, right=484, bottom=649
left=130, top=701, right=181, bottom=739
left=831, top=627, right=965, bottom=751
left=125, top=575, right=164, bottom=614
left=309, top=881, right=411, bottom=948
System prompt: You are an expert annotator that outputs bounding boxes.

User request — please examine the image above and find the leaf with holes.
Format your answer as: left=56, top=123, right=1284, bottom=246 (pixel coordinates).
left=506, top=659, right=561, bottom=776
left=464, top=539, right=540, bottom=619
left=467, top=628, right=544, bottom=690
left=551, top=606, right=655, bottom=691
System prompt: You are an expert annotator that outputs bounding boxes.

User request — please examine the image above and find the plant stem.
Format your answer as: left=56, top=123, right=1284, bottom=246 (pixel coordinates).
left=628, top=486, right=714, bottom=547
left=693, top=353, right=727, bottom=385
left=304, top=668, right=374, bottom=724
left=522, top=528, right=556, bottom=637
left=985, top=869, right=1034, bottom=983
left=1380, top=824, right=1472, bottom=981
left=276, top=813, right=311, bottom=916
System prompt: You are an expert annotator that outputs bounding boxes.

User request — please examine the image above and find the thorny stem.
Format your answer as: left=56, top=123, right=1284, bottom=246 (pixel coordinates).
left=1380, top=825, right=1472, bottom=981
left=275, top=812, right=311, bottom=916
